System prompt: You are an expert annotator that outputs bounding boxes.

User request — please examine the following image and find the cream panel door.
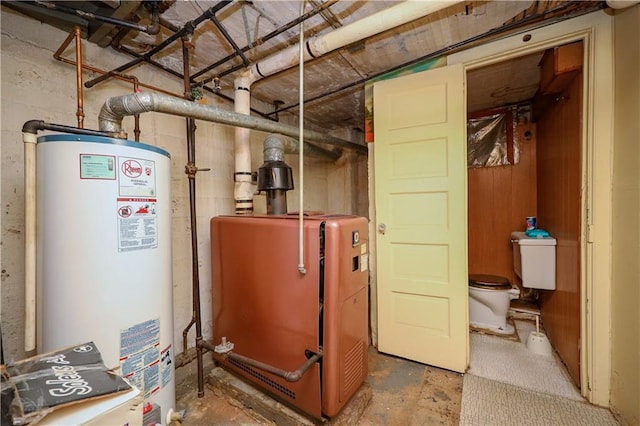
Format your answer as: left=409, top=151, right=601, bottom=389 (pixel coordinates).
left=374, top=64, right=468, bottom=372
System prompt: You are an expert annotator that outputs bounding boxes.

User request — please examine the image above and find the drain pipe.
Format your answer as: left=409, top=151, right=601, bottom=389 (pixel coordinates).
left=233, top=72, right=254, bottom=215
left=23, top=129, right=36, bottom=353
left=246, top=1, right=457, bottom=84
left=73, top=27, right=84, bottom=128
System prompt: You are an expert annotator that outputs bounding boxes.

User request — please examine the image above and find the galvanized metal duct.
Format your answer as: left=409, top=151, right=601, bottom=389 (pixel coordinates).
left=97, top=91, right=364, bottom=154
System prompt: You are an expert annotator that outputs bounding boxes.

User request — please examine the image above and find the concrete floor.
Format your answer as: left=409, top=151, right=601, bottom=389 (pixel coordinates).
left=175, top=347, right=463, bottom=425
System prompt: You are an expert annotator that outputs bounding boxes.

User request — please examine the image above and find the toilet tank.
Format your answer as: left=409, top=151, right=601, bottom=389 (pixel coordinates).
left=511, top=232, right=556, bottom=290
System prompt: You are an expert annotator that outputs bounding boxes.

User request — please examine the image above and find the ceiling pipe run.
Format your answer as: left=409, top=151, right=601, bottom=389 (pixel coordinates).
left=195, top=0, right=338, bottom=83
left=97, top=92, right=365, bottom=154
left=271, top=1, right=605, bottom=118
left=85, top=1, right=232, bottom=89
left=33, top=0, right=161, bottom=35
left=246, top=0, right=458, bottom=84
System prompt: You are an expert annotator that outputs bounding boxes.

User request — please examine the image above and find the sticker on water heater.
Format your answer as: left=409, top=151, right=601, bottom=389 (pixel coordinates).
left=160, top=345, right=173, bottom=389
left=117, top=197, right=158, bottom=252
left=79, top=154, right=116, bottom=180
left=119, top=319, right=161, bottom=398
left=118, top=156, right=156, bottom=197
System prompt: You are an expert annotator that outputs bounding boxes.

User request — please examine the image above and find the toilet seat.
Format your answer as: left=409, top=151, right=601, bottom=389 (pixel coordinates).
left=469, top=274, right=512, bottom=290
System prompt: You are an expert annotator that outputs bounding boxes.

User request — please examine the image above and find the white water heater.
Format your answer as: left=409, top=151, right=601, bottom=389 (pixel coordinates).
left=36, top=134, right=175, bottom=422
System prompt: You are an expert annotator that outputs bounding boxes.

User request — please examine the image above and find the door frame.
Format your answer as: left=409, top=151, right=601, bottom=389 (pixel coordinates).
left=447, top=10, right=613, bottom=406
left=368, top=10, right=614, bottom=407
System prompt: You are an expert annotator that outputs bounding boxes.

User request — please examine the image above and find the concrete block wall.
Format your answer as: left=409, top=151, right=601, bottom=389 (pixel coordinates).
left=1, top=7, right=363, bottom=363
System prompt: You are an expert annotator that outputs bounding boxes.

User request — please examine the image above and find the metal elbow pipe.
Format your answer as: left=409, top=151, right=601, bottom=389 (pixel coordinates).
left=22, top=120, right=45, bottom=134
left=98, top=92, right=157, bottom=133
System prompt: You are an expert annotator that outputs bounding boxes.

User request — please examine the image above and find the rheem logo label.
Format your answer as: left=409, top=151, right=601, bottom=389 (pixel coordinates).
left=121, top=159, right=143, bottom=178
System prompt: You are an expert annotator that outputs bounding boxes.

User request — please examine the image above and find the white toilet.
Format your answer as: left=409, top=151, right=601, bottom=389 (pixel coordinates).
left=469, top=274, right=520, bottom=334
left=468, top=231, right=557, bottom=334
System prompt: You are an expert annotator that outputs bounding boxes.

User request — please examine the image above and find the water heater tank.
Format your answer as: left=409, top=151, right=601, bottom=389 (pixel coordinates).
left=36, top=134, right=175, bottom=421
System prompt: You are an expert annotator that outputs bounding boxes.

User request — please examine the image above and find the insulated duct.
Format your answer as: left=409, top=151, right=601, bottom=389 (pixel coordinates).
left=97, top=91, right=364, bottom=153
left=246, top=0, right=458, bottom=84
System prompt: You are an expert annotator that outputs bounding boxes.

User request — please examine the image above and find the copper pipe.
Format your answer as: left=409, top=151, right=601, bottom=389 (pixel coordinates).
left=54, top=28, right=150, bottom=140
left=53, top=27, right=77, bottom=61
left=53, top=29, right=181, bottom=99
left=54, top=27, right=85, bottom=128
left=74, top=27, right=84, bottom=128
left=54, top=56, right=181, bottom=98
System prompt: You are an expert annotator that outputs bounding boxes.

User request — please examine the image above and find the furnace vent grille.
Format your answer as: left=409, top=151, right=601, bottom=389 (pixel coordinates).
left=229, top=358, right=296, bottom=400
left=344, top=340, right=365, bottom=396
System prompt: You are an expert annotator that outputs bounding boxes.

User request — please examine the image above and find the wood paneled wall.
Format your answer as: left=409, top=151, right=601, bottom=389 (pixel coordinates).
left=536, top=72, right=582, bottom=387
left=467, top=123, right=538, bottom=284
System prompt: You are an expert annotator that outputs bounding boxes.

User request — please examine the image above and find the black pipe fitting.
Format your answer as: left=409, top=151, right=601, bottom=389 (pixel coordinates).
left=22, top=120, right=122, bottom=138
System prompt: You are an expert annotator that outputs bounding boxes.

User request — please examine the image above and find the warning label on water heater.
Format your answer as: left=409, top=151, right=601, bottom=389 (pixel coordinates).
left=117, top=156, right=158, bottom=252
left=119, top=319, right=161, bottom=399
left=117, top=197, right=157, bottom=252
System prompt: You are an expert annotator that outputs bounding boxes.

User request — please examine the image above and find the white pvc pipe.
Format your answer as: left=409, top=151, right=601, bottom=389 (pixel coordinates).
left=234, top=72, right=254, bottom=214
left=247, top=0, right=458, bottom=83
left=298, top=1, right=306, bottom=275
left=23, top=131, right=37, bottom=352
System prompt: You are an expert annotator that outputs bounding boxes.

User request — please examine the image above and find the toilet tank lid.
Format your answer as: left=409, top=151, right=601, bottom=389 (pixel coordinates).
left=511, top=231, right=557, bottom=246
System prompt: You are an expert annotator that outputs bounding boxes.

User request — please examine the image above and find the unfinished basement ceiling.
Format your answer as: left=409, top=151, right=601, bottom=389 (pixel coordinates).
left=4, top=1, right=605, bottom=133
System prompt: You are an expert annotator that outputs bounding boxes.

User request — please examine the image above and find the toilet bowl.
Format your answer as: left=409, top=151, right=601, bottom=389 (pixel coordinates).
left=469, top=274, right=520, bottom=334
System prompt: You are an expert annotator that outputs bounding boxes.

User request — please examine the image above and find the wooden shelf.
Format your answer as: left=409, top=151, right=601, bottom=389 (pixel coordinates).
left=539, top=42, right=583, bottom=95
